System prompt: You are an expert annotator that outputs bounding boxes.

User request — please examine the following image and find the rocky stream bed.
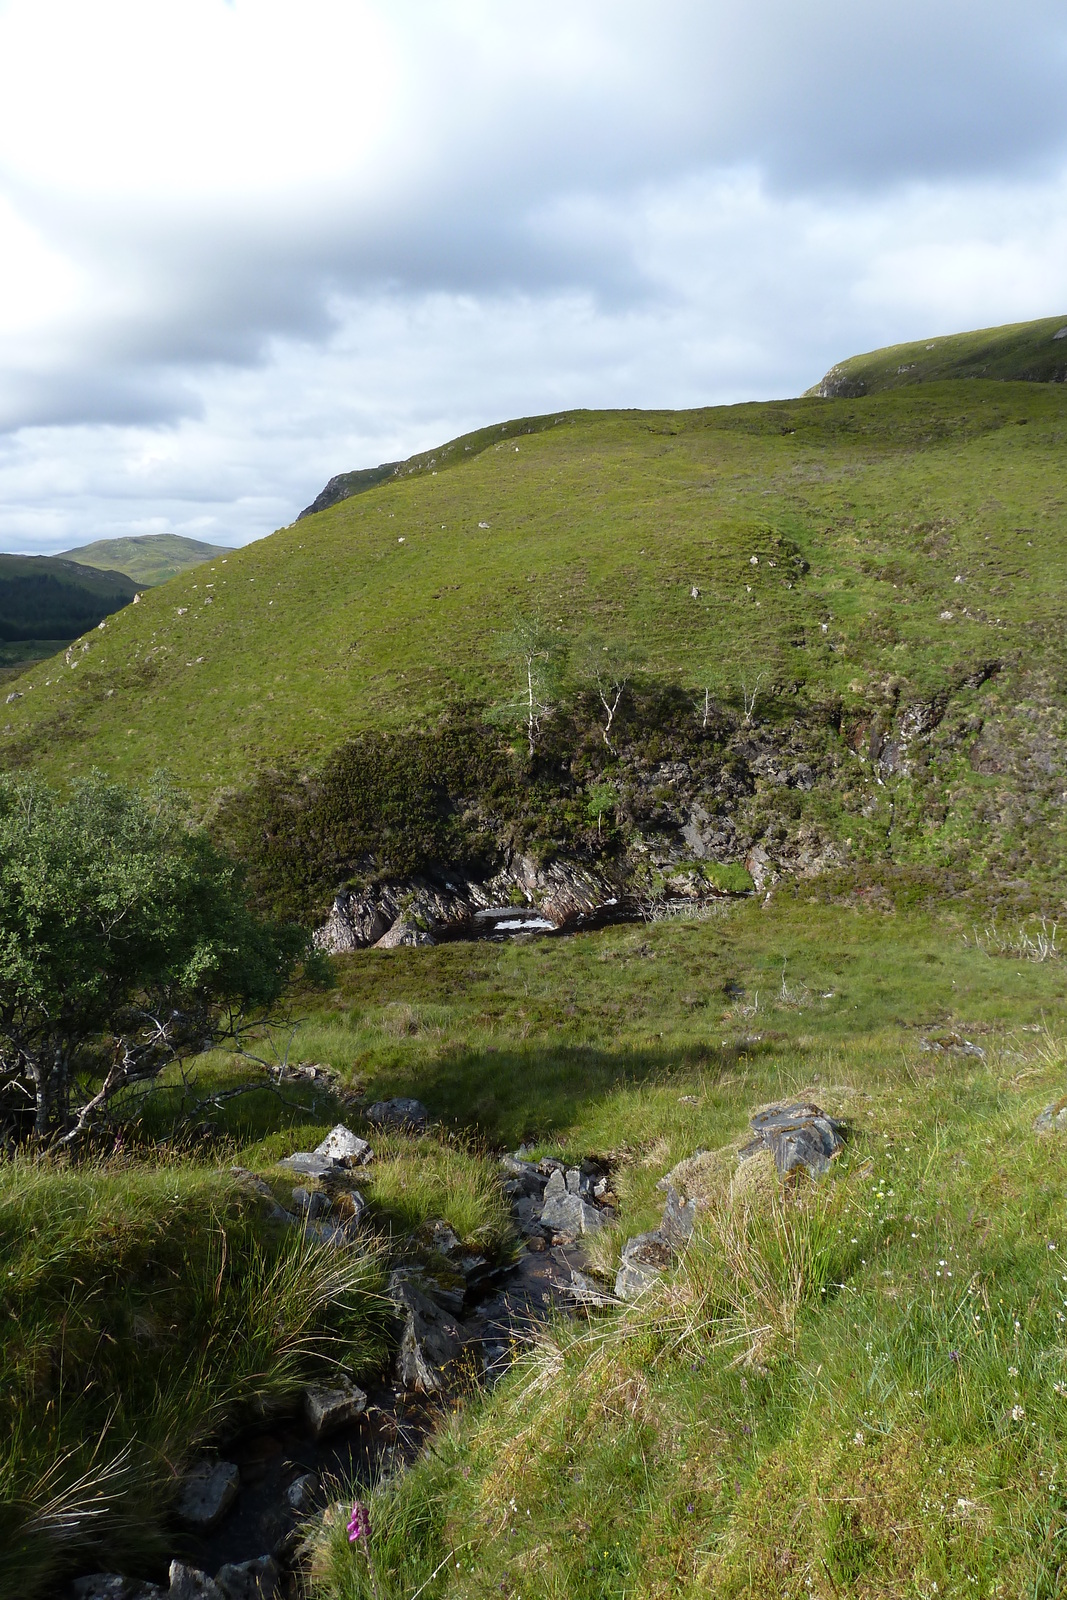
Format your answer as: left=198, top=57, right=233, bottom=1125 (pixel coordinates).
left=66, top=1101, right=848, bottom=1600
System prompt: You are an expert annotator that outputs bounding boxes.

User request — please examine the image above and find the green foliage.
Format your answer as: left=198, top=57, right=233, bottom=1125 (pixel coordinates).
left=0, top=773, right=306, bottom=1142
left=811, top=312, right=1067, bottom=395
left=0, top=1156, right=388, bottom=1595
left=7, top=382, right=1067, bottom=811
left=0, top=554, right=136, bottom=643
left=702, top=861, right=753, bottom=894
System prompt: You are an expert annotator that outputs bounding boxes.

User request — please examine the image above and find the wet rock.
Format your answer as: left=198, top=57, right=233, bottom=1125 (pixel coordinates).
left=71, top=1579, right=139, bottom=1600
left=615, top=1231, right=674, bottom=1301
left=167, top=1564, right=224, bottom=1600
left=365, top=1097, right=429, bottom=1130
left=214, top=1556, right=279, bottom=1600
left=175, top=1461, right=240, bottom=1532
left=304, top=1378, right=368, bottom=1439
left=388, top=1270, right=465, bottom=1392
left=540, top=1189, right=603, bottom=1240
left=313, top=1125, right=373, bottom=1167
left=741, top=1102, right=845, bottom=1178
left=286, top=1472, right=320, bottom=1513
left=1035, top=1097, right=1067, bottom=1134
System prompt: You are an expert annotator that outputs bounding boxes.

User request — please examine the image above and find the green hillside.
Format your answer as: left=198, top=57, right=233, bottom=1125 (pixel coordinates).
left=58, top=532, right=232, bottom=587
left=0, top=553, right=137, bottom=649
left=810, top=313, right=1067, bottom=397
left=3, top=382, right=1066, bottom=809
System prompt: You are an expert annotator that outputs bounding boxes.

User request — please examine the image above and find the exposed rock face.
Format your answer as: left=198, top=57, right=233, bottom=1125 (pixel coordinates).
left=168, top=1563, right=224, bottom=1600
left=215, top=1558, right=279, bottom=1600
left=615, top=1231, right=675, bottom=1301
left=741, top=1103, right=845, bottom=1177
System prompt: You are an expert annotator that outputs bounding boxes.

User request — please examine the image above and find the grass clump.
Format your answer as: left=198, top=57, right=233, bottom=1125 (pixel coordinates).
left=0, top=1154, right=389, bottom=1596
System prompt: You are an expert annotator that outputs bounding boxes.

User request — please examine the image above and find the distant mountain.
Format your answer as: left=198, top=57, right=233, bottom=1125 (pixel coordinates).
left=59, top=534, right=231, bottom=587
left=809, top=314, right=1067, bottom=397
left=0, top=555, right=137, bottom=644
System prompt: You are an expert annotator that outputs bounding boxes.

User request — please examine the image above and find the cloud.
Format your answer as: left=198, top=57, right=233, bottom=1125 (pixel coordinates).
left=0, top=1, right=1066, bottom=549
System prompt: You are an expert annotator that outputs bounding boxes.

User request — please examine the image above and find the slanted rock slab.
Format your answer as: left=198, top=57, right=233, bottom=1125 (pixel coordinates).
left=388, top=1270, right=465, bottom=1392
left=175, top=1461, right=240, bottom=1532
left=304, top=1378, right=368, bottom=1439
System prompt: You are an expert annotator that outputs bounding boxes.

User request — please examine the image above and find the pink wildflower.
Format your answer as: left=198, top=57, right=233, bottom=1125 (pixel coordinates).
left=347, top=1500, right=372, bottom=1545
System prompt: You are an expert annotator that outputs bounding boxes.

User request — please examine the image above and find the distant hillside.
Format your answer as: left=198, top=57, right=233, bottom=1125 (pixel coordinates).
left=810, top=314, right=1067, bottom=397
left=59, top=534, right=231, bottom=587
left=0, top=554, right=137, bottom=645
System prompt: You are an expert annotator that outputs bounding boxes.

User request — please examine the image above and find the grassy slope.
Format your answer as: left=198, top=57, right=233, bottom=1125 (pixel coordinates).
left=58, top=533, right=233, bottom=587
left=810, top=314, right=1067, bottom=396
left=4, top=382, right=1067, bottom=802
left=288, top=898, right=1067, bottom=1600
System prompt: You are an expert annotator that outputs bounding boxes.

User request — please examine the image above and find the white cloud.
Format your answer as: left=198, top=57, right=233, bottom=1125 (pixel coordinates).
left=0, top=1, right=1066, bottom=551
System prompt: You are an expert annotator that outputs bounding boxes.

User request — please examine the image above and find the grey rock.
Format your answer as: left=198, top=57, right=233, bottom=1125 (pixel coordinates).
left=742, top=1102, right=845, bottom=1178
left=375, top=916, right=436, bottom=948
left=543, top=1167, right=566, bottom=1201
left=428, top=1219, right=462, bottom=1256
left=512, top=1195, right=546, bottom=1237
left=277, top=1151, right=334, bottom=1180
left=365, top=1097, right=428, bottom=1129
left=540, top=1189, right=602, bottom=1239
left=1035, top=1098, right=1067, bottom=1134
left=565, top=1168, right=581, bottom=1194
left=71, top=1578, right=133, bottom=1600
left=168, top=1565, right=224, bottom=1600
left=920, top=1034, right=986, bottom=1060
left=660, top=1186, right=697, bottom=1251
left=291, top=1186, right=330, bottom=1218
left=175, top=1461, right=240, bottom=1531
left=499, top=1155, right=546, bottom=1195
left=313, top=1124, right=373, bottom=1166
left=214, top=1557, right=279, bottom=1600
left=568, top=1269, right=616, bottom=1308
left=388, top=1270, right=464, bottom=1392
left=304, top=1378, right=368, bottom=1439
left=286, top=1471, right=319, bottom=1513
left=615, top=1231, right=674, bottom=1301
left=228, top=1168, right=276, bottom=1201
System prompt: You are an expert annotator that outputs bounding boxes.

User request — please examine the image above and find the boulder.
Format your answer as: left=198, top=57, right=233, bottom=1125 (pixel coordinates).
left=291, top=1186, right=330, bottom=1219
left=741, top=1102, right=845, bottom=1177
left=277, top=1151, right=335, bottom=1180
left=375, top=917, right=436, bottom=948
left=175, top=1461, right=240, bottom=1532
left=615, top=1231, right=674, bottom=1301
left=499, top=1155, right=546, bottom=1196
left=388, top=1271, right=465, bottom=1393
left=540, top=1188, right=603, bottom=1240
left=304, top=1378, right=368, bottom=1439
left=313, top=1124, right=373, bottom=1166
left=167, top=1566, right=224, bottom=1600
left=568, top=1268, right=616, bottom=1308
left=365, top=1098, right=428, bottom=1130
left=214, top=1557, right=279, bottom=1600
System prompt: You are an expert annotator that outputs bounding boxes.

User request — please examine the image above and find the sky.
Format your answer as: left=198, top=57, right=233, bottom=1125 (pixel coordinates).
left=1, top=1, right=1066, bottom=555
